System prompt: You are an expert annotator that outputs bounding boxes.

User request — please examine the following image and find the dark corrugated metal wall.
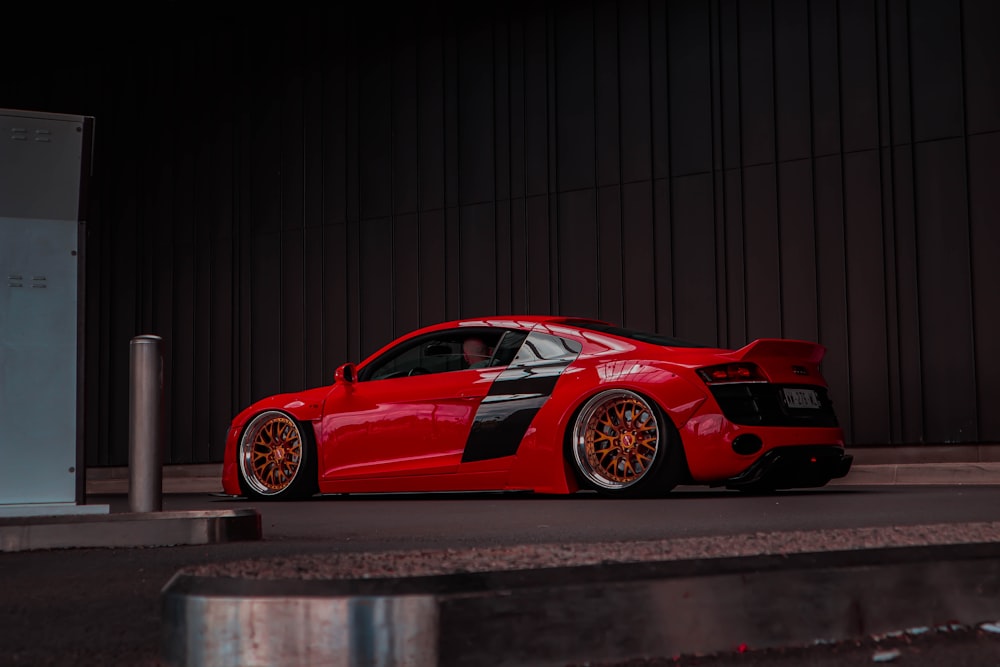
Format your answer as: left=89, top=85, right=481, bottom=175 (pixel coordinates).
left=1, top=0, right=997, bottom=465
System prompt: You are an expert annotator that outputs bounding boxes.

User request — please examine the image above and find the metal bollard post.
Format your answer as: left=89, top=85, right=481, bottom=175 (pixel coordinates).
left=129, top=335, right=164, bottom=513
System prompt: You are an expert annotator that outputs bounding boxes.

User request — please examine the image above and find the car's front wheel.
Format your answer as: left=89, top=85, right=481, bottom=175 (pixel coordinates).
left=570, top=389, right=682, bottom=498
left=237, top=410, right=318, bottom=500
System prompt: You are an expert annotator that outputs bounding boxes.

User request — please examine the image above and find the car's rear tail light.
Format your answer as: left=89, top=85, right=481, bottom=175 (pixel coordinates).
left=697, top=362, right=768, bottom=384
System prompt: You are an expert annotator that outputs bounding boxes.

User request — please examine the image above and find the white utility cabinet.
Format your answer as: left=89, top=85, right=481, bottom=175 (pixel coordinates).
left=0, top=108, right=105, bottom=516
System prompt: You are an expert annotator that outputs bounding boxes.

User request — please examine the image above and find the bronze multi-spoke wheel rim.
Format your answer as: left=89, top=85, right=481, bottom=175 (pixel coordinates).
left=239, top=411, right=304, bottom=496
left=572, top=390, right=660, bottom=490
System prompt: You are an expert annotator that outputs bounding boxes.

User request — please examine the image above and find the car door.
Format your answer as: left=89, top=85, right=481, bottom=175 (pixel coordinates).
left=317, top=330, right=506, bottom=481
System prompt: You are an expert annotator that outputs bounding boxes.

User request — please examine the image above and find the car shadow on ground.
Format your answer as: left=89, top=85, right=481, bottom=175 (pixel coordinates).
left=206, top=485, right=870, bottom=503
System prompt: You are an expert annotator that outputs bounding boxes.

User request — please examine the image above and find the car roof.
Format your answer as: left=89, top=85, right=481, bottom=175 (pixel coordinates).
left=443, top=315, right=609, bottom=329
left=357, top=315, right=708, bottom=369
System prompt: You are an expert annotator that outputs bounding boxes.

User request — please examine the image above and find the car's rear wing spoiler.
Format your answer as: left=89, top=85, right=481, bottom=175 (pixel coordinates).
left=729, top=338, right=826, bottom=364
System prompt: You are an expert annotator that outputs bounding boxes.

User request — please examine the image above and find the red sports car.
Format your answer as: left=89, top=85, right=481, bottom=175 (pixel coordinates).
left=221, top=316, right=852, bottom=500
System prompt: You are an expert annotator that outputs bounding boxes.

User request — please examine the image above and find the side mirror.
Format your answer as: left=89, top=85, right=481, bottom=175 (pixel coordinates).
left=335, top=362, right=356, bottom=384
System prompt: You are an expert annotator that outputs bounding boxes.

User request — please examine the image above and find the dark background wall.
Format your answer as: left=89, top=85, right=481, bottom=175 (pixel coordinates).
left=2, top=0, right=998, bottom=466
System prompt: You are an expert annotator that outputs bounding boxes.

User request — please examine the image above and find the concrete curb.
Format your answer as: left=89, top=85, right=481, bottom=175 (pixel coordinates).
left=160, top=540, right=1000, bottom=667
left=0, top=508, right=262, bottom=552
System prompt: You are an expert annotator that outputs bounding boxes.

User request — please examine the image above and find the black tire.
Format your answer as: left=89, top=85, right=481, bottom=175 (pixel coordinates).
left=568, top=389, right=683, bottom=498
left=237, top=410, right=319, bottom=501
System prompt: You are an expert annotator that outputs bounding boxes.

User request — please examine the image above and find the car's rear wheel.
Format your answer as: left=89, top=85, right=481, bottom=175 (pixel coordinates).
left=570, top=389, right=681, bottom=498
left=237, top=410, right=318, bottom=500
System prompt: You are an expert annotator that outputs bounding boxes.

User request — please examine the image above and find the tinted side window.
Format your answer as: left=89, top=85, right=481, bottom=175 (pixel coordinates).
left=361, top=329, right=509, bottom=381
left=364, top=337, right=459, bottom=380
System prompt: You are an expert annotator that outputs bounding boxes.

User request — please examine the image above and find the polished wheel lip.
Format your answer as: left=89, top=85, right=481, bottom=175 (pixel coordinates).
left=238, top=410, right=304, bottom=497
left=572, top=389, right=660, bottom=490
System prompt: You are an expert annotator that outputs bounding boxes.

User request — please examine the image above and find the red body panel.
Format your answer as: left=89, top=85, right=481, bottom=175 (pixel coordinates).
left=222, top=316, right=849, bottom=497
left=317, top=368, right=492, bottom=481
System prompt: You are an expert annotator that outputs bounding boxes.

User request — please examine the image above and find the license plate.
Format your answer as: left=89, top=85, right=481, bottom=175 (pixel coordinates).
left=782, top=388, right=821, bottom=409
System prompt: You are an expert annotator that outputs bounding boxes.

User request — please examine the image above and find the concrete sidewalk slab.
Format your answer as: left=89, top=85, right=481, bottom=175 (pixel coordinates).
left=831, top=462, right=1000, bottom=486
left=86, top=463, right=224, bottom=495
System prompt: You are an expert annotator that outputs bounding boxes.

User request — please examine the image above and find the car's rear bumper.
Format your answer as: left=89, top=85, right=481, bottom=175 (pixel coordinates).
left=723, top=445, right=854, bottom=490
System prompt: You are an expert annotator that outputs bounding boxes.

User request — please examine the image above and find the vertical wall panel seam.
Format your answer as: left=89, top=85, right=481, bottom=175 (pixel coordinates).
left=956, top=0, right=979, bottom=439
left=736, top=0, right=748, bottom=344
left=521, top=16, right=529, bottom=311
left=504, top=14, right=514, bottom=315
left=592, top=2, right=602, bottom=316
left=903, top=0, right=925, bottom=440
left=806, top=0, right=821, bottom=349
left=389, top=34, right=397, bottom=336
left=442, top=30, right=451, bottom=320
left=300, top=24, right=309, bottom=395
left=207, top=105, right=216, bottom=461
left=834, top=0, right=855, bottom=441
left=548, top=7, right=560, bottom=314
left=769, top=0, right=783, bottom=338
left=231, top=77, right=241, bottom=421
left=666, top=0, right=677, bottom=335
left=319, top=37, right=327, bottom=379
left=279, top=88, right=286, bottom=393
left=100, top=183, right=112, bottom=462
left=194, top=111, right=201, bottom=460
left=319, top=11, right=332, bottom=383
left=415, top=24, right=423, bottom=325
left=184, top=93, right=196, bottom=460
left=169, top=54, right=182, bottom=460
left=616, top=2, right=627, bottom=324
left=492, top=17, right=499, bottom=316
left=664, top=0, right=675, bottom=334
left=711, top=0, right=727, bottom=348
left=275, top=29, right=286, bottom=393
left=136, top=118, right=149, bottom=334
left=646, top=0, right=659, bottom=330
left=352, top=49, right=363, bottom=360
left=242, top=31, right=253, bottom=413
left=874, top=0, right=898, bottom=442
left=343, top=47, right=351, bottom=360
left=455, top=25, right=464, bottom=317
